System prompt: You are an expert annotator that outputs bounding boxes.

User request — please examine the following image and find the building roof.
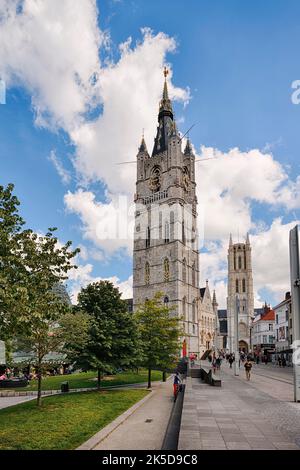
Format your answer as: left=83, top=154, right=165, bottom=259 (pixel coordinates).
left=262, top=309, right=275, bottom=321
left=199, top=287, right=206, bottom=298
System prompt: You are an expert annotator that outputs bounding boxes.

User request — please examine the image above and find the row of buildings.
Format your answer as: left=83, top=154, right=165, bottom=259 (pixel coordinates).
left=217, top=291, right=293, bottom=364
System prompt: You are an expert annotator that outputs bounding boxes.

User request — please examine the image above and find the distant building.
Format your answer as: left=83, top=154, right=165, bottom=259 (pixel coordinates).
left=125, top=298, right=133, bottom=313
left=218, top=307, right=265, bottom=351
left=274, top=292, right=292, bottom=364
left=227, top=234, right=254, bottom=353
left=217, top=310, right=228, bottom=349
left=198, top=282, right=219, bottom=357
left=252, top=304, right=276, bottom=357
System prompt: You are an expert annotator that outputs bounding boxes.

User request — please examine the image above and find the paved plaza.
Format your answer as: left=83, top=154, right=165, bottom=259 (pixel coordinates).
left=94, top=380, right=174, bottom=450
left=179, top=362, right=300, bottom=450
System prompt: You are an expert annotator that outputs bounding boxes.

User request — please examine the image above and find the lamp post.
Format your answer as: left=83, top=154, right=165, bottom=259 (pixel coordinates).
left=289, top=225, right=300, bottom=402
left=234, top=294, right=240, bottom=376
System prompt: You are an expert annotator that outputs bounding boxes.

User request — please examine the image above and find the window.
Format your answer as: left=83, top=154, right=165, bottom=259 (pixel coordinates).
left=182, top=297, right=187, bottom=321
left=164, top=221, right=170, bottom=243
left=238, top=256, right=242, bottom=269
left=164, top=258, right=170, bottom=282
left=285, top=309, right=289, bottom=321
left=182, top=259, right=187, bottom=283
left=236, top=279, right=239, bottom=293
left=192, top=300, right=196, bottom=323
left=145, top=263, right=150, bottom=285
left=269, top=324, right=273, bottom=331
left=146, top=226, right=150, bottom=248
left=242, top=279, right=246, bottom=293
left=192, top=325, right=195, bottom=334
left=263, top=335, right=267, bottom=344
left=192, top=262, right=196, bottom=287
left=276, top=314, right=279, bottom=324
left=164, top=296, right=169, bottom=306
left=182, top=221, right=185, bottom=244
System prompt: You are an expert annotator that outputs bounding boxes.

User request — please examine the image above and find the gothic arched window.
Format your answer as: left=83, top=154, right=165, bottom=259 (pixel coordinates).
left=182, top=296, right=187, bottom=321
left=192, top=262, right=196, bottom=287
left=146, top=226, right=150, bottom=248
left=182, top=221, right=186, bottom=245
left=238, top=256, right=242, bottom=269
left=145, top=262, right=150, bottom=285
left=164, top=258, right=170, bottom=282
left=242, top=278, right=246, bottom=293
left=182, top=258, right=187, bottom=283
left=192, top=300, right=196, bottom=323
left=164, top=221, right=170, bottom=243
left=236, top=279, right=239, bottom=293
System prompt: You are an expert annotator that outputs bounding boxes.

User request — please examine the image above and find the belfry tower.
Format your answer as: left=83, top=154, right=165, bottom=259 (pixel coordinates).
left=133, top=69, right=200, bottom=355
left=227, top=234, right=254, bottom=353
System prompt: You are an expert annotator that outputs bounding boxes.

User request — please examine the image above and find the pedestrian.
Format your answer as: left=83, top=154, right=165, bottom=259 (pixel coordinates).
left=173, top=371, right=182, bottom=402
left=282, top=357, right=286, bottom=367
left=228, top=355, right=234, bottom=369
left=244, top=359, right=252, bottom=381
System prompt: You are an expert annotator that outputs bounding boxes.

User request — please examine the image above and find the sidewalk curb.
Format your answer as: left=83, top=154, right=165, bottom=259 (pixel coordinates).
left=0, top=381, right=162, bottom=398
left=76, top=389, right=155, bottom=450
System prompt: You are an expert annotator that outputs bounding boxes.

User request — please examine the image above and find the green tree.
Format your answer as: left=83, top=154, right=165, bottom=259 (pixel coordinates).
left=0, top=184, right=27, bottom=337
left=76, top=281, right=140, bottom=389
left=134, top=293, right=182, bottom=388
left=13, top=228, right=79, bottom=406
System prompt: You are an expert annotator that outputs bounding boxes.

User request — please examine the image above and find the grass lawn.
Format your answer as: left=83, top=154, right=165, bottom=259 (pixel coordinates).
left=8, top=369, right=164, bottom=392
left=0, top=389, right=149, bottom=450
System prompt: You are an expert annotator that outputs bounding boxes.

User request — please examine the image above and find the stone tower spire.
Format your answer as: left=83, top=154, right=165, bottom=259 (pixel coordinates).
left=133, top=68, right=199, bottom=358
left=227, top=236, right=254, bottom=354
left=152, top=67, right=175, bottom=157
left=184, top=137, right=194, bottom=156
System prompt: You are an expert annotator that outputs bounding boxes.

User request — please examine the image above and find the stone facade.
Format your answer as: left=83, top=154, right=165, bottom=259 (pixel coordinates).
left=198, top=282, right=219, bottom=357
left=227, top=234, right=254, bottom=353
left=132, top=73, right=200, bottom=355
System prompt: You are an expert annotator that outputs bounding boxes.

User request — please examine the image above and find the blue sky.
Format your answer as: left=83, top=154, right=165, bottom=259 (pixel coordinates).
left=0, top=0, right=300, bottom=306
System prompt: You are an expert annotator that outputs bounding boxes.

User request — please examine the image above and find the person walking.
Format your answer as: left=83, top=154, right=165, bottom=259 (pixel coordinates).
left=244, top=359, right=252, bottom=381
left=228, top=354, right=234, bottom=369
left=173, top=371, right=182, bottom=402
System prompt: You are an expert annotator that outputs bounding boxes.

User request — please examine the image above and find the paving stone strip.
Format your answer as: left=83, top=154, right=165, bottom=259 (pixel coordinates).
left=178, top=369, right=300, bottom=450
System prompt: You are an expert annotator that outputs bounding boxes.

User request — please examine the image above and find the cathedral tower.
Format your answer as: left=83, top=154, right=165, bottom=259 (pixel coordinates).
left=227, top=233, right=254, bottom=353
left=133, top=69, right=200, bottom=355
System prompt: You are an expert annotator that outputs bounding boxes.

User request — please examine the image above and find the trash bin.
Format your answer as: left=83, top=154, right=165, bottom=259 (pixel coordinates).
left=61, top=381, right=69, bottom=393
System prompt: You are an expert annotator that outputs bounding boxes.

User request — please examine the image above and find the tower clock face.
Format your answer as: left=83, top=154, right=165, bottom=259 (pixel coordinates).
left=149, top=167, right=161, bottom=192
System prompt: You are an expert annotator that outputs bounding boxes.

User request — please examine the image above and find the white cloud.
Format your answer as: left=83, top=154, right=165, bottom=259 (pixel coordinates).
left=48, top=150, right=71, bottom=185
left=197, top=146, right=300, bottom=242
left=64, top=189, right=134, bottom=257
left=0, top=0, right=103, bottom=132
left=68, top=262, right=133, bottom=303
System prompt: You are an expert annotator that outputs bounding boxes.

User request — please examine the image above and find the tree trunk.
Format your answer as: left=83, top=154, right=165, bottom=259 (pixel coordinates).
left=147, top=368, right=151, bottom=389
left=97, top=368, right=101, bottom=390
left=162, top=370, right=166, bottom=382
left=37, top=362, right=42, bottom=407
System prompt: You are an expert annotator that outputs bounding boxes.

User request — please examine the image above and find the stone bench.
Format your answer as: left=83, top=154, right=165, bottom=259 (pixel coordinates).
left=200, top=367, right=221, bottom=387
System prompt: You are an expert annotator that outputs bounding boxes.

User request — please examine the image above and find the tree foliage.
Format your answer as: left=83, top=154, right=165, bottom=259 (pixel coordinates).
left=74, top=280, right=140, bottom=388
left=134, top=293, right=182, bottom=388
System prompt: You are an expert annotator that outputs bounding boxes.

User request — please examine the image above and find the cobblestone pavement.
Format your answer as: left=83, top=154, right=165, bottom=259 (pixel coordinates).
left=178, top=365, right=300, bottom=450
